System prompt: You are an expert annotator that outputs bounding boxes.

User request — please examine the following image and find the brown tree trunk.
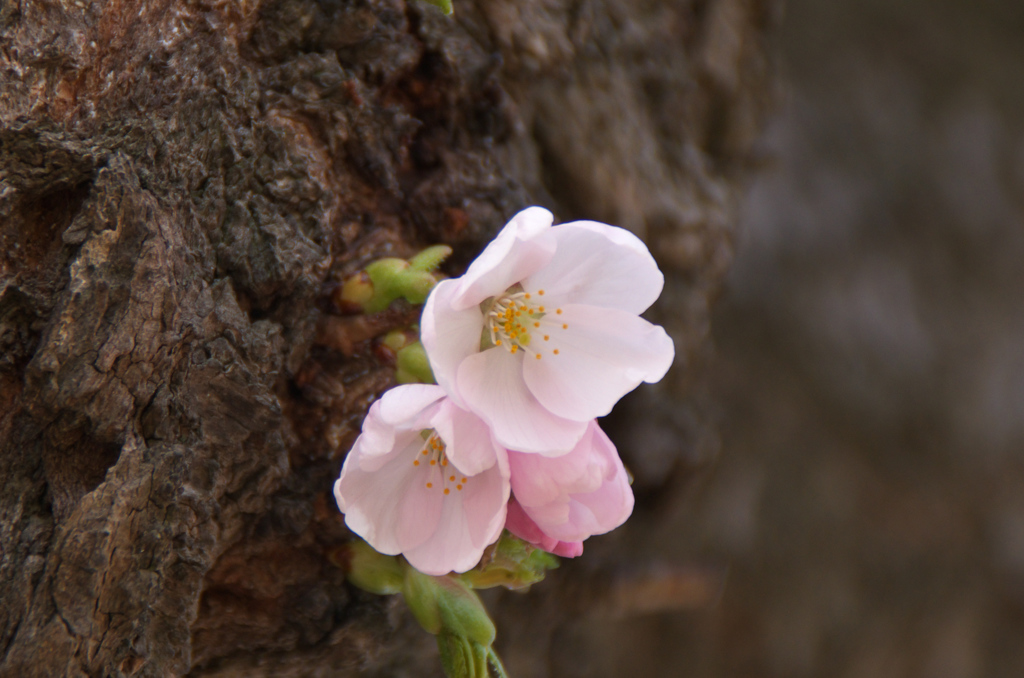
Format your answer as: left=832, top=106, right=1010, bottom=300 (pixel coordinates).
left=0, top=0, right=776, bottom=675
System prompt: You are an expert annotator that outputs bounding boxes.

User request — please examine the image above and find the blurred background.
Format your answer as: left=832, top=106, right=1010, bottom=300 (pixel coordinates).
left=693, top=1, right=1024, bottom=675
left=504, top=0, right=1024, bottom=676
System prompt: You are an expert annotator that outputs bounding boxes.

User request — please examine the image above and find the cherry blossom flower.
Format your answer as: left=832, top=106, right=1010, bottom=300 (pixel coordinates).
left=504, top=421, right=633, bottom=556
left=421, top=207, right=674, bottom=454
left=334, top=384, right=511, bottom=576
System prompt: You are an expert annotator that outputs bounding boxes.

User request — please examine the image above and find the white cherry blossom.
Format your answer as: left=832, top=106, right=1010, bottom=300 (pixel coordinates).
left=334, top=384, right=510, bottom=575
left=422, top=207, right=674, bottom=454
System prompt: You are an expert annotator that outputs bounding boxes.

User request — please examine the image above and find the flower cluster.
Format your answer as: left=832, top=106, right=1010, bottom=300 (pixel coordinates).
left=335, top=207, right=674, bottom=575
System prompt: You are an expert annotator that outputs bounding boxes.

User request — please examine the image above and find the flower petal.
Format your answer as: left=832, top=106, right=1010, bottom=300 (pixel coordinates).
left=523, top=304, right=674, bottom=421
left=335, top=437, right=443, bottom=556
left=522, top=221, right=664, bottom=314
left=507, top=434, right=604, bottom=509
left=350, top=399, right=398, bottom=467
left=431, top=399, right=500, bottom=476
left=421, top=280, right=485, bottom=408
left=404, top=459, right=510, bottom=574
left=450, top=207, right=557, bottom=310
left=459, top=449, right=511, bottom=542
left=354, top=385, right=444, bottom=470
left=505, top=499, right=584, bottom=558
left=552, top=462, right=633, bottom=542
left=357, top=429, right=421, bottom=473
left=396, top=463, right=453, bottom=552
left=514, top=422, right=633, bottom=543
left=377, top=383, right=447, bottom=426
left=456, top=347, right=587, bottom=454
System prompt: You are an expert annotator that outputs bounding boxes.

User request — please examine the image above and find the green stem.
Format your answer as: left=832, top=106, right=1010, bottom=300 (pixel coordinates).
left=487, top=647, right=510, bottom=678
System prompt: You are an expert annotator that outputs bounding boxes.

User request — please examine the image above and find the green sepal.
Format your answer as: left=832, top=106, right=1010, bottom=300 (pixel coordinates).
left=438, top=631, right=490, bottom=678
left=396, top=341, right=436, bottom=384
left=435, top=577, right=496, bottom=645
left=487, top=646, right=511, bottom=678
left=338, top=271, right=375, bottom=307
left=409, top=245, right=453, bottom=272
left=336, top=542, right=512, bottom=678
left=360, top=269, right=427, bottom=313
left=460, top=531, right=559, bottom=590
left=402, top=568, right=496, bottom=646
left=338, top=540, right=405, bottom=595
left=419, top=0, right=453, bottom=15
left=381, top=329, right=410, bottom=352
left=345, top=245, right=451, bottom=313
left=402, top=567, right=444, bottom=634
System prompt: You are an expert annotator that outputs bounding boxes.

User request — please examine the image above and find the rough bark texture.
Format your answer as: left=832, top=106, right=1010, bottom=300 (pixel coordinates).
left=0, top=0, right=776, bottom=676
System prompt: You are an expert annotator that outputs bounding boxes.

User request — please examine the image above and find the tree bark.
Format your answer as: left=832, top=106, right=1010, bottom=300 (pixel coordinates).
left=0, top=0, right=776, bottom=675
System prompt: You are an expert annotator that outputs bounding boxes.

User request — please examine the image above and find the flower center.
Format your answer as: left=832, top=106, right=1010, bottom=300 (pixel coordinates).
left=413, top=431, right=468, bottom=496
left=484, top=287, right=567, bottom=360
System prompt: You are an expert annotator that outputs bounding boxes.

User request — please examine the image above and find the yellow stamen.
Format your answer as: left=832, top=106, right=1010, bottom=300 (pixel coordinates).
left=486, top=288, right=568, bottom=357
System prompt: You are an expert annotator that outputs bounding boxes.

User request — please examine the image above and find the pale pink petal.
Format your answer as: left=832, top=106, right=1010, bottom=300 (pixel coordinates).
left=552, top=465, right=633, bottom=542
left=395, top=462, right=448, bottom=551
left=514, top=494, right=571, bottom=528
left=504, top=498, right=559, bottom=551
left=506, top=422, right=607, bottom=529
left=505, top=499, right=584, bottom=558
left=519, top=423, right=634, bottom=543
left=350, top=400, right=397, bottom=464
left=450, top=208, right=557, bottom=310
left=549, top=539, right=584, bottom=558
left=508, top=206, right=556, bottom=239
left=335, top=436, right=443, bottom=555
left=355, top=386, right=444, bottom=469
left=523, top=304, right=674, bottom=421
left=507, top=431, right=604, bottom=508
left=356, top=429, right=421, bottom=473
left=431, top=399, right=499, bottom=476
left=522, top=221, right=664, bottom=314
left=404, top=459, right=510, bottom=575
left=403, top=502, right=474, bottom=575
left=459, top=453, right=511, bottom=547
left=456, top=347, right=587, bottom=454
left=377, top=383, right=447, bottom=426
left=421, top=281, right=484, bottom=407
